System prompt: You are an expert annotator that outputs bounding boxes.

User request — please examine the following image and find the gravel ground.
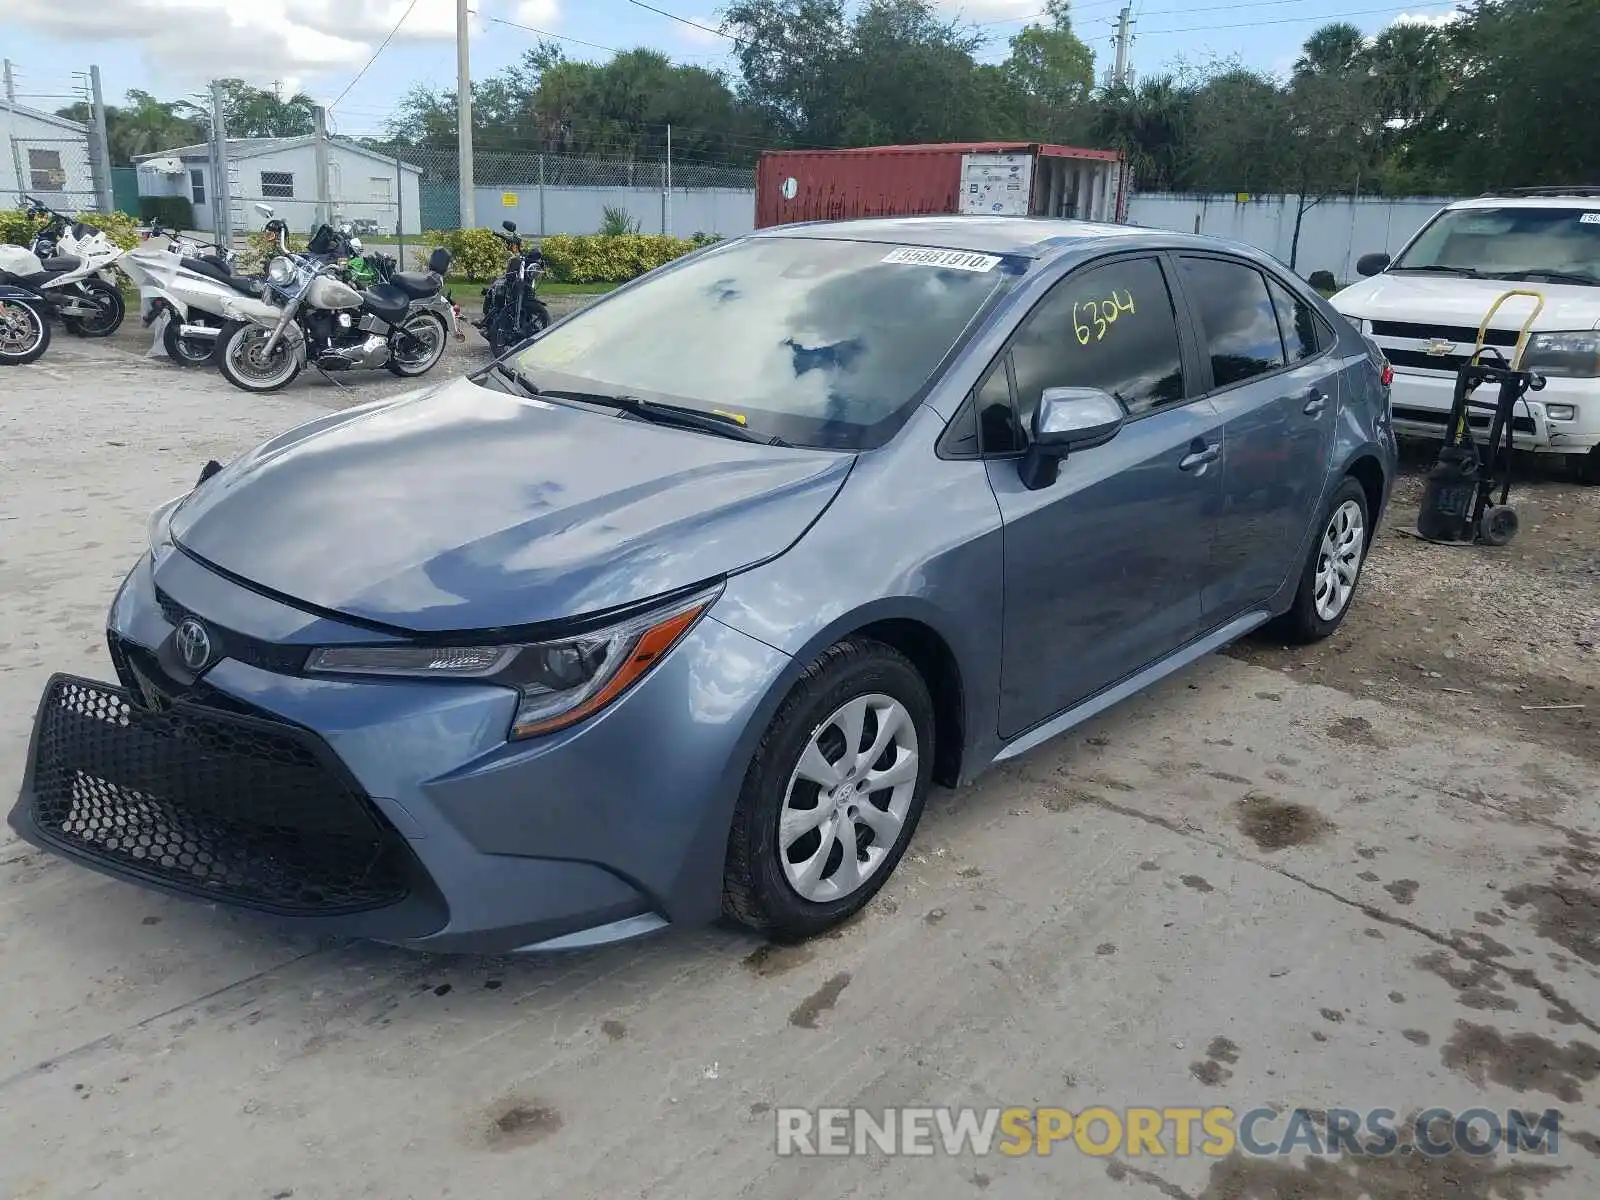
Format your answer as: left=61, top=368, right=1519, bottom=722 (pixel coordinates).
left=2, top=338, right=1599, bottom=1200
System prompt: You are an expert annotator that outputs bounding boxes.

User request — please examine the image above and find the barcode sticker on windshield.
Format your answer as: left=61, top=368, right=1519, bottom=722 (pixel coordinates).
left=1581, top=213, right=1600, bottom=224
left=881, top=247, right=1002, bottom=272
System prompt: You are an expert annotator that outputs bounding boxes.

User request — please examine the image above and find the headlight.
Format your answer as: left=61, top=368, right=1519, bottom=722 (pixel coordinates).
left=1519, top=330, right=1600, bottom=378
left=266, top=255, right=295, bottom=286
left=146, top=493, right=187, bottom=566
left=305, top=584, right=722, bottom=739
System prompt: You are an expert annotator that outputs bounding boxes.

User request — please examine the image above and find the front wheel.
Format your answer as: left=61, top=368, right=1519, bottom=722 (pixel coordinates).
left=1270, top=477, right=1371, bottom=644
left=61, top=278, right=124, bottom=337
left=162, top=314, right=217, bottom=366
left=723, top=638, right=935, bottom=940
left=1572, top=448, right=1600, bottom=486
left=0, top=299, right=50, bottom=365
left=217, top=320, right=302, bottom=393
left=387, top=311, right=447, bottom=377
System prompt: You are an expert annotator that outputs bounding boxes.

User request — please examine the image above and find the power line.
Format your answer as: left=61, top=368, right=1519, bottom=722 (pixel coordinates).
left=624, top=0, right=739, bottom=42
left=330, top=0, right=422, bottom=110
left=477, top=13, right=624, bottom=54
left=1138, top=1, right=1454, bottom=35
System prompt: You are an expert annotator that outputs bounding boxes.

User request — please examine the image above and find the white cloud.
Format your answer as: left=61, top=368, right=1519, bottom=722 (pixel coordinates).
left=670, top=14, right=726, bottom=46
left=514, top=0, right=560, bottom=25
left=1388, top=10, right=1459, bottom=28
left=10, top=0, right=558, bottom=89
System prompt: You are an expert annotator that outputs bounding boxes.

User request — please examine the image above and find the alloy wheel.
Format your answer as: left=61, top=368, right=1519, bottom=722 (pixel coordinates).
left=0, top=301, right=43, bottom=358
left=1314, top=498, right=1365, bottom=621
left=778, top=693, right=920, bottom=903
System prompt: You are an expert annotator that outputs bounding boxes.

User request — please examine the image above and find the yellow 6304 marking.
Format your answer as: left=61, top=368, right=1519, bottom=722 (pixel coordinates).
left=1072, top=290, right=1137, bottom=345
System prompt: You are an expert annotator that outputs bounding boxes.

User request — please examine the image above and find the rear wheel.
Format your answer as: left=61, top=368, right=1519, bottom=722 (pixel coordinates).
left=723, top=638, right=934, bottom=940
left=386, top=312, right=447, bottom=377
left=61, top=278, right=124, bottom=337
left=1270, top=476, right=1371, bottom=644
left=0, top=299, right=49, bottom=365
left=162, top=315, right=217, bottom=366
left=1573, top=448, right=1600, bottom=486
left=217, top=320, right=302, bottom=393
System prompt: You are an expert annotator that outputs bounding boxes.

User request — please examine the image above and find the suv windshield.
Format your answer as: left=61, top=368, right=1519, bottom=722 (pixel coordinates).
left=1392, top=205, right=1600, bottom=284
left=508, top=235, right=1020, bottom=449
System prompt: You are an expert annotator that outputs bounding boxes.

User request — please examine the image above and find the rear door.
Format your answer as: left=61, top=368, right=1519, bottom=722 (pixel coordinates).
left=1174, top=255, right=1338, bottom=621
left=978, top=253, right=1224, bottom=740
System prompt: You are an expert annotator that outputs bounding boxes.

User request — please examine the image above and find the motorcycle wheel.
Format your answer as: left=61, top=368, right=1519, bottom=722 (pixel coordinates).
left=387, top=312, right=448, bottom=377
left=61, top=278, right=125, bottom=338
left=0, top=299, right=50, bottom=365
left=163, top=316, right=218, bottom=367
left=217, top=321, right=303, bottom=393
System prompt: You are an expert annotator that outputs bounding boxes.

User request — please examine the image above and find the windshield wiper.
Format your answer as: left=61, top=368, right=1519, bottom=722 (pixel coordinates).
left=476, top=361, right=543, bottom=398
left=1491, top=269, right=1598, bottom=286
left=1388, top=265, right=1490, bottom=278
left=541, top=388, right=792, bottom=446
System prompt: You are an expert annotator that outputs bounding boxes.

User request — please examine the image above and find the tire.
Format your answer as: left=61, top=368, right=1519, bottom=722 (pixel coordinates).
left=386, top=312, right=447, bottom=377
left=216, top=320, right=302, bottom=393
left=1478, top=504, right=1519, bottom=546
left=1573, top=448, right=1600, bottom=486
left=60, top=278, right=124, bottom=337
left=0, top=299, right=50, bottom=365
left=723, top=637, right=935, bottom=940
left=1270, top=476, right=1372, bottom=644
left=162, top=315, right=217, bottom=366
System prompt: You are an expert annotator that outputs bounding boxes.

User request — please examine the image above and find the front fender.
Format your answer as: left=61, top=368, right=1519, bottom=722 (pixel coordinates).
left=219, top=295, right=292, bottom=330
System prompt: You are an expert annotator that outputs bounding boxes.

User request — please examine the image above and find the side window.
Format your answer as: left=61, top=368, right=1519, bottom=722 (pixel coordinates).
left=1180, top=257, right=1287, bottom=388
left=937, top=394, right=979, bottom=459
left=1008, top=256, right=1187, bottom=431
left=974, top=359, right=1021, bottom=455
left=1266, top=276, right=1322, bottom=362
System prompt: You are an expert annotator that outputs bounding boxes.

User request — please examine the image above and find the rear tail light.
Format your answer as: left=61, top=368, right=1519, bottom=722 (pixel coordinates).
left=1380, top=362, right=1394, bottom=388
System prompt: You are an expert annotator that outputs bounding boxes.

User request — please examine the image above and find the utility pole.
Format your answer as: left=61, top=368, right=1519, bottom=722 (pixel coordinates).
left=4, top=60, right=25, bottom=206
left=1112, top=6, right=1134, bottom=88
left=3, top=59, right=16, bottom=103
left=88, top=65, right=114, bottom=212
left=312, top=104, right=332, bottom=227
left=210, top=80, right=232, bottom=244
left=664, top=123, right=672, bottom=237
left=456, top=0, right=475, bottom=230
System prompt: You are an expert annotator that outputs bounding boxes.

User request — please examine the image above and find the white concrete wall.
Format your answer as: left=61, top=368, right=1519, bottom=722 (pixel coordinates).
left=476, top=186, right=756, bottom=239
left=1124, top=193, right=1459, bottom=283
left=2, top=108, right=95, bottom=208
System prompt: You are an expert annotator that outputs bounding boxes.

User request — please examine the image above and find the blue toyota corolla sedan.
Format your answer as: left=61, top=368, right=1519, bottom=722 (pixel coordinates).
left=9, top=216, right=1396, bottom=953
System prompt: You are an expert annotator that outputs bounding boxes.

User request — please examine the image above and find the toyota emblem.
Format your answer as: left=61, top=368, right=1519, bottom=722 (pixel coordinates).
left=174, top=618, right=213, bottom=673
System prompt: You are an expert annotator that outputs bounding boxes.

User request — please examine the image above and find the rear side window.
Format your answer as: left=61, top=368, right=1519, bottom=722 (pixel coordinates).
left=1266, top=276, right=1323, bottom=362
left=1005, top=256, right=1187, bottom=435
left=1180, top=257, right=1286, bottom=388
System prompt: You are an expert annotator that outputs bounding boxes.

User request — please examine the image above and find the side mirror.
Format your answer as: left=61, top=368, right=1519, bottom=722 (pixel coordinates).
left=254, top=202, right=275, bottom=219
left=1356, top=252, right=1391, bottom=277
left=502, top=220, right=517, bottom=233
left=1018, top=387, right=1125, bottom=490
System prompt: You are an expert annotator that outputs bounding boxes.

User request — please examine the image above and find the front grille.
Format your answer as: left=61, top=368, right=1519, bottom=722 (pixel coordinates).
left=152, top=586, right=308, bottom=675
left=1370, top=320, right=1519, bottom=346
left=1393, top=405, right=1537, bottom=435
left=28, top=675, right=414, bottom=916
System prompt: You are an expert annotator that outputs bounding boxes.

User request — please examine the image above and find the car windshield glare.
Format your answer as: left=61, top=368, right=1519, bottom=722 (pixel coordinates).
left=508, top=235, right=1020, bottom=449
left=1393, top=206, right=1600, bottom=282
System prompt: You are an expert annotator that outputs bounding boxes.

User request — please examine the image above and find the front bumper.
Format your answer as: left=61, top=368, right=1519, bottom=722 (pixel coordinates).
left=1387, top=368, right=1600, bottom=455
left=7, top=549, right=792, bottom=954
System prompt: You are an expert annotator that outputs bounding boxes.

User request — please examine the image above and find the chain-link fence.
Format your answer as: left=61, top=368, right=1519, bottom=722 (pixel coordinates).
left=4, top=136, right=100, bottom=211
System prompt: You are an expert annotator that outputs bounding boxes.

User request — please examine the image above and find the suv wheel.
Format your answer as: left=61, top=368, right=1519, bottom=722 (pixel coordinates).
left=723, top=638, right=934, bottom=940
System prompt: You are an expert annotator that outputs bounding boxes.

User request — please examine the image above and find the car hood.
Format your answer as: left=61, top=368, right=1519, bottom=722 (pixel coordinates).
left=1332, top=274, right=1600, bottom=331
left=170, top=377, right=853, bottom=633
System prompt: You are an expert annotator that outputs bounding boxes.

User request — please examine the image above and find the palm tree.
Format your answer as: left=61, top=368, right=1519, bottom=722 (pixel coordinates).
left=1090, top=77, right=1190, bottom=191
left=1293, top=21, right=1369, bottom=78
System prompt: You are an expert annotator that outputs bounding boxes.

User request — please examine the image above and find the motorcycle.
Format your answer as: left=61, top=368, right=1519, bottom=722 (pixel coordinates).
left=0, top=197, right=127, bottom=336
left=0, top=283, right=51, bottom=365
left=212, top=227, right=459, bottom=393
left=120, top=224, right=259, bottom=366
left=476, top=219, right=550, bottom=356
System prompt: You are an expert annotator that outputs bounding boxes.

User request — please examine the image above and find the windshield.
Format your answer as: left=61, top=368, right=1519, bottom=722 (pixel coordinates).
left=1392, top=206, right=1600, bottom=283
left=508, top=235, right=1020, bottom=449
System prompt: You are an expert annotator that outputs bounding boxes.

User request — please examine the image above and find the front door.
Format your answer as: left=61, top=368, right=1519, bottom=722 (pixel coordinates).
left=1174, top=256, right=1339, bottom=619
left=980, top=254, right=1225, bottom=740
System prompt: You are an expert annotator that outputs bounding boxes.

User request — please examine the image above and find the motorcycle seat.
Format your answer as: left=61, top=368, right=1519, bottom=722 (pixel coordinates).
left=388, top=271, right=441, bottom=299
left=360, top=284, right=412, bottom=323
left=182, top=256, right=257, bottom=293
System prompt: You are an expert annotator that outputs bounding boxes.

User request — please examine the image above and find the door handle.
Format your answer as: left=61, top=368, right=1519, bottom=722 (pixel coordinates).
left=1179, top=442, right=1220, bottom=471
left=1303, top=389, right=1328, bottom=416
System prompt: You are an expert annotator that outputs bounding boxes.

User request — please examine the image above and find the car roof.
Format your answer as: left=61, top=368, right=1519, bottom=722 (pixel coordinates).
left=747, top=214, right=1275, bottom=265
left=1448, top=191, right=1600, bottom=210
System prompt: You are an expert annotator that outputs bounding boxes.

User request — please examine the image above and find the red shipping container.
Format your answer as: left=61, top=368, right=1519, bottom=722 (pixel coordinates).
left=755, top=141, right=1128, bottom=230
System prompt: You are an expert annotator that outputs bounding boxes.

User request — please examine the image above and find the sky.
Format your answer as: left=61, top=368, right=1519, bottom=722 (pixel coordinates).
left=5, top=0, right=1462, bottom=143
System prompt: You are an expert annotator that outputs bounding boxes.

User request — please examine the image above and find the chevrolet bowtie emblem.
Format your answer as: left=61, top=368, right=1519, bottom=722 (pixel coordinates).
left=1422, top=337, right=1457, bottom=356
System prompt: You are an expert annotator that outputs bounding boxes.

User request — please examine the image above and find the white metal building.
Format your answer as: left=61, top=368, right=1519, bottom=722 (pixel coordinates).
left=1, top=99, right=96, bottom=208
left=135, top=136, right=424, bottom=235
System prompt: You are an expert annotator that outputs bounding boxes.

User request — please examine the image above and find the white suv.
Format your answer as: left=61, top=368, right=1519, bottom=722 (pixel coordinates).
left=1331, top=187, right=1600, bottom=483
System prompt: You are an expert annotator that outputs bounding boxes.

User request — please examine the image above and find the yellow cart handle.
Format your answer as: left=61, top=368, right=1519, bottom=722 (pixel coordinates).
left=1472, top=289, right=1546, bottom=369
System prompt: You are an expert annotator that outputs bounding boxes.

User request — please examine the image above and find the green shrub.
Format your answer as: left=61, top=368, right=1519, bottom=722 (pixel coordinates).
left=139, top=195, right=195, bottom=231
left=599, top=205, right=641, bottom=236
left=540, top=233, right=700, bottom=284
left=689, top=231, right=722, bottom=248
left=237, top=229, right=309, bottom=274
left=424, top=227, right=504, bottom=281
left=0, top=205, right=140, bottom=251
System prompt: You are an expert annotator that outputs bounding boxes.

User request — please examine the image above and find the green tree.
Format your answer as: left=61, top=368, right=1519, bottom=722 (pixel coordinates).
left=1003, top=0, right=1096, bottom=141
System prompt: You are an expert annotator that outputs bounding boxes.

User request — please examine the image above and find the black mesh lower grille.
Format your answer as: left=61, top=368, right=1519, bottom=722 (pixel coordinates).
left=28, top=675, right=414, bottom=916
